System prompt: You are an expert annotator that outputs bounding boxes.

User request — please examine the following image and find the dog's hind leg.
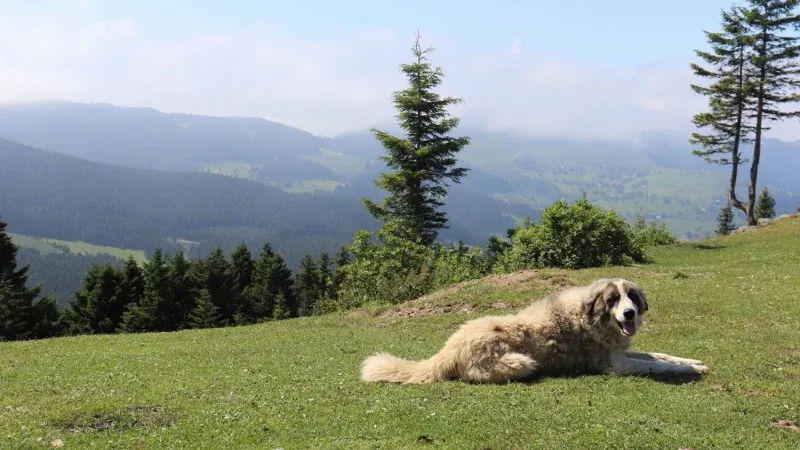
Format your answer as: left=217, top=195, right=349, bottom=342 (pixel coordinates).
left=465, top=353, right=538, bottom=383
left=625, top=351, right=705, bottom=366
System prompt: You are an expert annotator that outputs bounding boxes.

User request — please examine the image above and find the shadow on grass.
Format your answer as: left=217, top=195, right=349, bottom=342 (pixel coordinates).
left=514, top=371, right=705, bottom=386
left=690, top=243, right=726, bottom=251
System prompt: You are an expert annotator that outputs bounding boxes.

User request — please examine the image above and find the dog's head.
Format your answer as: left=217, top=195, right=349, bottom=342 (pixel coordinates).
left=584, top=278, right=648, bottom=337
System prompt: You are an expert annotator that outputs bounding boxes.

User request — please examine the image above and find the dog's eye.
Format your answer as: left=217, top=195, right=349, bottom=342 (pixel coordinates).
left=628, top=292, right=639, bottom=302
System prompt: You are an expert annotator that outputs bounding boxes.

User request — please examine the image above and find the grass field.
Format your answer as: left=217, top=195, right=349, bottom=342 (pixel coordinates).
left=2, top=219, right=799, bottom=448
left=9, top=233, right=147, bottom=263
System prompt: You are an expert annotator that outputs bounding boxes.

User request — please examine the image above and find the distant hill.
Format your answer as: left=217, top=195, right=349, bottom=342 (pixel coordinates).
left=0, top=137, right=372, bottom=267
left=1, top=101, right=798, bottom=238
left=0, top=101, right=333, bottom=185
left=0, top=139, right=525, bottom=268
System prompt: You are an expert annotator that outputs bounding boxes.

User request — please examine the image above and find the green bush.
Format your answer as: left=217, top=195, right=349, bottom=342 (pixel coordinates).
left=632, top=213, right=678, bottom=247
left=495, top=199, right=647, bottom=271
left=432, top=241, right=489, bottom=289
left=336, top=221, right=436, bottom=308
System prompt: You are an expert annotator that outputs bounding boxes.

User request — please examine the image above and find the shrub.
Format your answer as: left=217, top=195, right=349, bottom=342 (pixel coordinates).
left=495, top=199, right=646, bottom=271
left=432, top=241, right=489, bottom=289
left=335, top=221, right=436, bottom=308
left=632, top=213, right=678, bottom=246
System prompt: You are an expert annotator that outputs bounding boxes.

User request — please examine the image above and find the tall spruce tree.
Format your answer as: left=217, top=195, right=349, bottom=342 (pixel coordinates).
left=189, top=288, right=221, bottom=329
left=755, top=186, right=777, bottom=218
left=67, top=264, right=125, bottom=334
left=0, top=214, right=61, bottom=341
left=167, top=249, right=196, bottom=330
left=229, top=242, right=254, bottom=316
left=317, top=252, right=334, bottom=302
left=193, top=246, right=235, bottom=326
left=691, top=5, right=757, bottom=216
left=716, top=202, right=737, bottom=235
left=238, top=243, right=295, bottom=323
left=117, top=255, right=144, bottom=313
left=362, top=31, right=470, bottom=246
left=120, top=248, right=173, bottom=332
left=741, top=0, right=800, bottom=225
left=331, top=246, right=351, bottom=298
left=295, top=254, right=320, bottom=317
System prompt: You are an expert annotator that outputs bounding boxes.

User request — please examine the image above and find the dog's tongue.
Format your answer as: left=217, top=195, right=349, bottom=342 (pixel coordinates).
left=622, top=322, right=636, bottom=336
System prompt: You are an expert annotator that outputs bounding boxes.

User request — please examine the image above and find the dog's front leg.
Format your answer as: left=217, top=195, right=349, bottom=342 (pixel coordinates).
left=610, top=354, right=708, bottom=376
left=625, top=350, right=705, bottom=366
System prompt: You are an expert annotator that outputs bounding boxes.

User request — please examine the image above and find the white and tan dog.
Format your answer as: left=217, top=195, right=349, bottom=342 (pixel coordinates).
left=361, top=278, right=708, bottom=384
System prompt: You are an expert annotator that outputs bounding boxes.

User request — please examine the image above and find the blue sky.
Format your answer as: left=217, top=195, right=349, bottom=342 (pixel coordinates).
left=83, top=0, right=734, bottom=65
left=3, top=0, right=798, bottom=140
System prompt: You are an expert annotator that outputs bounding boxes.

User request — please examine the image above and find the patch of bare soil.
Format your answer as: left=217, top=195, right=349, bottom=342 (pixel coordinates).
left=775, top=419, right=799, bottom=432
left=54, top=406, right=178, bottom=435
left=373, top=270, right=577, bottom=319
left=379, top=302, right=477, bottom=318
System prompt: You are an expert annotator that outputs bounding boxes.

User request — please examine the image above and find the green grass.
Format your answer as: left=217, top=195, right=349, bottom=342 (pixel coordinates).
left=2, top=220, right=800, bottom=448
left=10, top=233, right=147, bottom=264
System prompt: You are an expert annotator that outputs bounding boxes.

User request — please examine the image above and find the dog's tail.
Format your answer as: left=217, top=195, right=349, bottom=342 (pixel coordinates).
left=361, top=351, right=452, bottom=384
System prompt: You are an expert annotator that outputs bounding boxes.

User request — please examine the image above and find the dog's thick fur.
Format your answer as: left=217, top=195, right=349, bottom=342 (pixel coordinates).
left=361, top=278, right=708, bottom=384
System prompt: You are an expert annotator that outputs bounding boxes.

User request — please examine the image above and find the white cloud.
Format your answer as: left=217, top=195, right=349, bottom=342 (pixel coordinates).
left=508, top=38, right=524, bottom=58
left=2, top=5, right=800, bottom=142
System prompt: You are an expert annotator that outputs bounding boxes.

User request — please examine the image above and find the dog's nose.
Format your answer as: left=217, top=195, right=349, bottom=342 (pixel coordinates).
left=623, top=308, right=635, bottom=320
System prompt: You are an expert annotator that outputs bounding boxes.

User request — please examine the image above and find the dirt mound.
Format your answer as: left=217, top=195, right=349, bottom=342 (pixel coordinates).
left=372, top=270, right=577, bottom=319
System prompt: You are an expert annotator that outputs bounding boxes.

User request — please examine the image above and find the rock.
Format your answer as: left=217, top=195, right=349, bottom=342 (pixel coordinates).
left=732, top=226, right=758, bottom=234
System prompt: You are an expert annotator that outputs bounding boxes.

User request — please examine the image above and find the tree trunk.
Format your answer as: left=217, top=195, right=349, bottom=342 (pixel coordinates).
left=748, top=23, right=769, bottom=227
left=729, top=43, right=747, bottom=214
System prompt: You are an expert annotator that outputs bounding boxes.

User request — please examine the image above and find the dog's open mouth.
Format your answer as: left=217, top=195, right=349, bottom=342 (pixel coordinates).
left=617, top=320, right=636, bottom=336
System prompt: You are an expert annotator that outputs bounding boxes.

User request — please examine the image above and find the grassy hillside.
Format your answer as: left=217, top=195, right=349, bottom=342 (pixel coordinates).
left=2, top=219, right=798, bottom=448
left=10, top=233, right=147, bottom=263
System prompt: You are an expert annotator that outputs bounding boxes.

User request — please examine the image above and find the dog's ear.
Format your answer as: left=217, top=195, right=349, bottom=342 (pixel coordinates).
left=584, top=282, right=611, bottom=318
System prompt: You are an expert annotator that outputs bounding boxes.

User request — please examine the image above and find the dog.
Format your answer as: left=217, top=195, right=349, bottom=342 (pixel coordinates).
left=361, top=278, right=708, bottom=384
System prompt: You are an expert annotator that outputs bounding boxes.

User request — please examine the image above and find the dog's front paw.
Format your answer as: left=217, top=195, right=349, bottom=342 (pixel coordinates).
left=676, top=357, right=705, bottom=366
left=685, top=364, right=709, bottom=375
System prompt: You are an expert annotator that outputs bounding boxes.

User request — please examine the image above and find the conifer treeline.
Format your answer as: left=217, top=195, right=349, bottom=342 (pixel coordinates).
left=1, top=211, right=353, bottom=341
left=62, top=243, right=352, bottom=336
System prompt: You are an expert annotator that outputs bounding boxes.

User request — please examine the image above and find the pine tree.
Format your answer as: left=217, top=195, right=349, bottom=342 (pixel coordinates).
left=740, top=0, right=800, bottom=225
left=188, top=288, right=221, bottom=329
left=238, top=243, right=295, bottom=323
left=716, top=202, right=737, bottom=235
left=167, top=249, right=196, bottom=330
left=295, top=254, right=320, bottom=317
left=331, top=246, right=351, bottom=299
left=362, top=31, right=471, bottom=246
left=755, top=186, right=777, bottom=219
left=193, top=246, right=236, bottom=326
left=0, top=214, right=61, bottom=341
left=120, top=248, right=172, bottom=333
left=118, top=256, right=144, bottom=305
left=272, top=292, right=289, bottom=320
left=228, top=242, right=254, bottom=316
left=690, top=5, right=756, bottom=217
left=67, top=264, right=125, bottom=334
left=317, top=252, right=334, bottom=303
